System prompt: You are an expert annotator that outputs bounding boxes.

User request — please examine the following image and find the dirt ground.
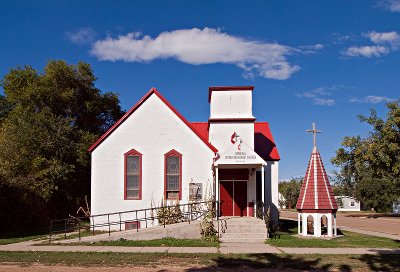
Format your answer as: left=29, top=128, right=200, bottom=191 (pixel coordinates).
left=0, top=264, right=293, bottom=272
left=280, top=211, right=400, bottom=236
left=3, top=263, right=385, bottom=272
left=0, top=264, right=370, bottom=272
left=0, top=264, right=188, bottom=272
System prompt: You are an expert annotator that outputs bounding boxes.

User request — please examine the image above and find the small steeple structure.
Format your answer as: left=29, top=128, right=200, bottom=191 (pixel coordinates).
left=296, top=122, right=338, bottom=237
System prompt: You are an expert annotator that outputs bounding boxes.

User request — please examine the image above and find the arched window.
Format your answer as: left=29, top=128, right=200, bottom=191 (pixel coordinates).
left=124, top=148, right=142, bottom=200
left=164, top=149, right=182, bottom=200
left=307, top=215, right=314, bottom=235
left=321, top=215, right=328, bottom=235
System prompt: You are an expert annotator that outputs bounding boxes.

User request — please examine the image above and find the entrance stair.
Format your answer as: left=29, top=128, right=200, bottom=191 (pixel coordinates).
left=219, top=216, right=268, bottom=243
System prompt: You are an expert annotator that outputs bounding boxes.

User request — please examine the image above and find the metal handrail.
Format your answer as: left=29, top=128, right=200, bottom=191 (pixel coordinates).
left=256, top=201, right=280, bottom=238
left=49, top=200, right=219, bottom=242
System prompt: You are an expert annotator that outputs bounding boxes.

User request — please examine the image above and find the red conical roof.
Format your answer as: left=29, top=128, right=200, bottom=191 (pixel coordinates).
left=296, top=147, right=338, bottom=212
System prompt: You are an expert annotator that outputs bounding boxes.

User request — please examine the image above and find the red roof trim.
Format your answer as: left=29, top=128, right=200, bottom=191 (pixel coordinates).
left=208, top=86, right=254, bottom=102
left=297, top=209, right=338, bottom=213
left=88, top=88, right=218, bottom=153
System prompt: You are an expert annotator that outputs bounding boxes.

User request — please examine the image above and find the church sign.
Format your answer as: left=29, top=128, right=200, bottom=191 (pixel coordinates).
left=215, top=134, right=265, bottom=165
left=224, top=151, right=257, bottom=162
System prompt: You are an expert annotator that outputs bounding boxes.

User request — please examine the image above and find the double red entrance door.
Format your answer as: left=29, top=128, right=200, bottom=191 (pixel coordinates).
left=220, top=181, right=247, bottom=216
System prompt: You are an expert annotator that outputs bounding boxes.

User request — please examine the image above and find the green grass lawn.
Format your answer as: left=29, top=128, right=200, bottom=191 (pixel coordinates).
left=0, top=251, right=398, bottom=271
left=50, top=237, right=219, bottom=247
left=266, top=219, right=400, bottom=248
left=0, top=232, right=47, bottom=245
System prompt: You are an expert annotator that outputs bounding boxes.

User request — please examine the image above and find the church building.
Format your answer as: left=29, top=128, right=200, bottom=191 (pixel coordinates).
left=88, top=86, right=280, bottom=228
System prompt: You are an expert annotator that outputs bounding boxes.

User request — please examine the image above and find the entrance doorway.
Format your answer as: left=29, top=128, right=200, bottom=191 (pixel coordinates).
left=220, top=180, right=247, bottom=216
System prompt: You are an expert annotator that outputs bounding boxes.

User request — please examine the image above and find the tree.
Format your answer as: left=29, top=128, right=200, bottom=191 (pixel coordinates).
left=331, top=101, right=400, bottom=212
left=278, top=178, right=303, bottom=209
left=0, top=94, right=13, bottom=121
left=0, top=60, right=124, bottom=231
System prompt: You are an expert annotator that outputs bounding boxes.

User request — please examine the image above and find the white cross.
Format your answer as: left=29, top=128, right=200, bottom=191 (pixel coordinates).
left=306, top=122, right=321, bottom=147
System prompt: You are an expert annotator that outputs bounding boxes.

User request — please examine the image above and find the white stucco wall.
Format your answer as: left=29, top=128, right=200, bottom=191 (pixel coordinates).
left=210, top=90, right=254, bottom=119
left=209, top=122, right=255, bottom=152
left=271, top=161, right=279, bottom=211
left=263, top=161, right=279, bottom=223
left=91, top=94, right=215, bottom=227
left=248, top=170, right=256, bottom=207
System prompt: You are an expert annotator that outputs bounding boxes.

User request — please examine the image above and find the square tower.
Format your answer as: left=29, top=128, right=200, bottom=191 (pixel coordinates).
left=208, top=86, right=255, bottom=152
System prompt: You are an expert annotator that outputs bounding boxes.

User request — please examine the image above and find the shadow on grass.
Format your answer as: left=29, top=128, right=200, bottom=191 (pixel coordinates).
left=184, top=253, right=400, bottom=271
left=0, top=229, right=49, bottom=245
left=0, top=229, right=48, bottom=240
left=358, top=254, right=400, bottom=271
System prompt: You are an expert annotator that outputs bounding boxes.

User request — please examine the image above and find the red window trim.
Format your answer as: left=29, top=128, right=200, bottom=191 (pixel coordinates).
left=124, top=148, right=142, bottom=200
left=164, top=149, right=182, bottom=200
left=125, top=221, right=141, bottom=230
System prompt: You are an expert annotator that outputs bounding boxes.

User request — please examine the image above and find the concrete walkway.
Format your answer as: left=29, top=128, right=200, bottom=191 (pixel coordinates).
left=0, top=240, right=399, bottom=255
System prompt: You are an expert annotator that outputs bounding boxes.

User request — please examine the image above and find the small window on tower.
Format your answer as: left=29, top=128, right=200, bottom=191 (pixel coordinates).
left=350, top=201, right=355, bottom=207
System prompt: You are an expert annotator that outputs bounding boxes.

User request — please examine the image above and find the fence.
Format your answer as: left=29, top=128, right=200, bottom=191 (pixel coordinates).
left=49, top=200, right=218, bottom=242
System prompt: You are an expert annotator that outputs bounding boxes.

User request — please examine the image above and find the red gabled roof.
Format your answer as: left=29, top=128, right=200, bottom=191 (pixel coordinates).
left=254, top=122, right=280, bottom=161
left=189, top=121, right=280, bottom=161
left=88, top=88, right=218, bottom=153
left=190, top=122, right=209, bottom=142
left=296, top=147, right=338, bottom=212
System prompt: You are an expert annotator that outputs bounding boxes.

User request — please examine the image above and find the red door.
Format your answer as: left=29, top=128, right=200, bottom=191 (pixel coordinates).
left=234, top=182, right=247, bottom=216
left=219, top=181, right=247, bottom=216
left=220, top=181, right=234, bottom=216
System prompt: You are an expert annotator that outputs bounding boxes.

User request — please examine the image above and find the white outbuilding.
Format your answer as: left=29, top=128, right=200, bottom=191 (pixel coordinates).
left=335, top=196, right=361, bottom=212
left=88, top=86, right=280, bottom=229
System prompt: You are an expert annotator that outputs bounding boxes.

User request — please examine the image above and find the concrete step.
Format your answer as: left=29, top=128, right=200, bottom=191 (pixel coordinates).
left=219, top=217, right=269, bottom=243
left=222, top=221, right=265, bottom=226
left=220, top=237, right=267, bottom=243
left=221, top=217, right=264, bottom=222
left=223, top=229, right=267, bottom=234
left=222, top=233, right=269, bottom=238
left=223, top=225, right=267, bottom=232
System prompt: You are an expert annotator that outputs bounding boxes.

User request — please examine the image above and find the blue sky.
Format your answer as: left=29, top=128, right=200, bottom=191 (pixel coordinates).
left=1, top=0, right=399, bottom=181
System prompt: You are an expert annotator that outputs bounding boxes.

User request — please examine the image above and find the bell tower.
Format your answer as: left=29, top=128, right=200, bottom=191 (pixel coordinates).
left=208, top=86, right=255, bottom=152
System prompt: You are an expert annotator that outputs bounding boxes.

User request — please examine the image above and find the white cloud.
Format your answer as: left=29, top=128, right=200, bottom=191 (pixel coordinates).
left=366, top=31, right=400, bottom=45
left=299, top=44, right=324, bottom=50
left=297, top=86, right=341, bottom=106
left=310, top=44, right=324, bottom=50
left=66, top=28, right=96, bottom=44
left=298, top=44, right=324, bottom=54
left=377, top=0, right=400, bottom=12
left=343, top=31, right=400, bottom=58
left=349, top=96, right=396, bottom=104
left=313, top=98, right=335, bottom=106
left=331, top=33, right=357, bottom=45
left=90, top=28, right=300, bottom=80
left=343, top=45, right=389, bottom=58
